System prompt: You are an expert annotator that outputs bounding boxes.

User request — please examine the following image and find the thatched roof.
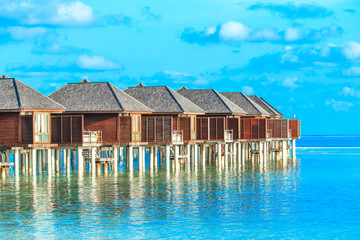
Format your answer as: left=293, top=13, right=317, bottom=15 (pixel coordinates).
left=247, top=95, right=283, bottom=116
left=177, top=88, right=246, bottom=114
left=49, top=80, right=152, bottom=112
left=220, top=92, right=269, bottom=116
left=124, top=85, right=205, bottom=114
left=0, top=75, right=65, bottom=111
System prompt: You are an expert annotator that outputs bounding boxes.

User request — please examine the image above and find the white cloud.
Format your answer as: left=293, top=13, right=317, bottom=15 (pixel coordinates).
left=5, top=26, right=48, bottom=40
left=343, top=66, right=360, bottom=76
left=325, top=99, right=354, bottom=111
left=53, top=1, right=94, bottom=26
left=219, top=21, right=250, bottom=41
left=342, top=42, right=360, bottom=60
left=193, top=78, right=208, bottom=85
left=341, top=86, right=360, bottom=98
left=242, top=86, right=254, bottom=95
left=284, top=27, right=302, bottom=41
left=77, top=55, right=121, bottom=70
left=283, top=77, right=299, bottom=88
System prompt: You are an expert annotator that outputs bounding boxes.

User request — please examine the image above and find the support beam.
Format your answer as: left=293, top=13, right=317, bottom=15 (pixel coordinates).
left=91, top=148, right=96, bottom=175
left=292, top=139, right=296, bottom=160
left=224, top=143, right=228, bottom=167
left=154, top=146, right=158, bottom=168
left=149, top=147, right=154, bottom=170
left=174, top=145, right=179, bottom=169
left=47, top=148, right=52, bottom=175
left=259, top=142, right=264, bottom=163
left=128, top=146, right=134, bottom=171
left=31, top=149, right=37, bottom=176
left=282, top=140, right=288, bottom=164
left=194, top=144, right=198, bottom=168
left=165, top=145, right=170, bottom=169
left=66, top=149, right=71, bottom=174
left=14, top=148, right=20, bottom=176
left=217, top=143, right=222, bottom=166
left=78, top=148, right=84, bottom=174
left=186, top=144, right=191, bottom=167
left=201, top=145, right=206, bottom=165
left=113, top=147, right=118, bottom=172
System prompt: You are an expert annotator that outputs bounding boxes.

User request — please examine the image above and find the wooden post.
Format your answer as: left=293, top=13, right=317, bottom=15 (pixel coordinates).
left=72, top=151, right=76, bottom=170
left=47, top=148, right=52, bottom=175
left=292, top=139, right=296, bottom=160
left=149, top=146, right=154, bottom=170
left=282, top=140, right=288, bottom=166
left=31, top=149, right=37, bottom=176
left=201, top=145, right=206, bottom=165
left=113, top=147, right=118, bottom=172
left=66, top=149, right=71, bottom=174
left=208, top=145, right=212, bottom=164
left=194, top=144, right=198, bottom=168
left=14, top=148, right=20, bottom=176
left=91, top=147, right=96, bottom=175
left=238, top=143, right=241, bottom=164
left=78, top=148, right=84, bottom=174
left=217, top=143, right=222, bottom=167
left=63, top=149, right=67, bottom=172
left=128, top=146, right=134, bottom=171
left=224, top=143, right=228, bottom=167
left=186, top=144, right=191, bottom=167
left=165, top=145, right=170, bottom=169
left=174, top=145, right=179, bottom=169
left=154, top=146, right=158, bottom=169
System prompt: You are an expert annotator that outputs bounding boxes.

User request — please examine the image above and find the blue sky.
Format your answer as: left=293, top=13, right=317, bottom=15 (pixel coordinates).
left=1, top=0, right=360, bottom=135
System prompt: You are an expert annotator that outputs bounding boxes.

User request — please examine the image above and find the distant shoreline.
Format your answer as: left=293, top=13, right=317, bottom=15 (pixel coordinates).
left=301, top=135, right=360, bottom=137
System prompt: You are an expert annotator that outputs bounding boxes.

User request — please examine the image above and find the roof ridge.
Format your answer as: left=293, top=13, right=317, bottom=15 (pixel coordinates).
left=12, top=79, right=22, bottom=109
left=260, top=97, right=283, bottom=115
left=107, top=82, right=124, bottom=111
left=213, top=89, right=233, bottom=113
left=165, top=86, right=185, bottom=112
left=240, top=92, right=261, bottom=114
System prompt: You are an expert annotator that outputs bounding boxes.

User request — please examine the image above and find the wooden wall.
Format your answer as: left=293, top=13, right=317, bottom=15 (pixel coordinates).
left=267, top=119, right=289, bottom=139
left=0, top=112, right=20, bottom=146
left=196, top=117, right=225, bottom=141
left=21, top=115, right=33, bottom=144
left=240, top=118, right=266, bottom=140
left=289, top=119, right=301, bottom=139
left=84, top=114, right=118, bottom=145
left=141, top=116, right=172, bottom=144
left=51, top=115, right=83, bottom=145
left=227, top=118, right=239, bottom=140
left=179, top=117, right=191, bottom=141
left=118, top=116, right=132, bottom=143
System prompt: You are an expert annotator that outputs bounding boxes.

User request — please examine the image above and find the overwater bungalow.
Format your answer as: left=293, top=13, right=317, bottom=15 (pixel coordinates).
left=0, top=75, right=65, bottom=148
left=124, top=84, right=205, bottom=145
left=49, top=79, right=152, bottom=147
left=177, top=87, right=246, bottom=142
left=0, top=75, right=300, bottom=177
left=0, top=75, right=65, bottom=176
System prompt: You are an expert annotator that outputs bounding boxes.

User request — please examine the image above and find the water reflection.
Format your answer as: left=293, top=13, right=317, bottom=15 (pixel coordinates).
left=0, top=158, right=300, bottom=239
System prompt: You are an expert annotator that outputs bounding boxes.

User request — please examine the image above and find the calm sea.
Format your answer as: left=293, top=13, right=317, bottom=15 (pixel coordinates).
left=1, top=136, right=360, bottom=239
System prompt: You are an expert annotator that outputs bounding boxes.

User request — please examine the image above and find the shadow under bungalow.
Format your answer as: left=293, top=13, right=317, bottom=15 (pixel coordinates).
left=0, top=75, right=300, bottom=177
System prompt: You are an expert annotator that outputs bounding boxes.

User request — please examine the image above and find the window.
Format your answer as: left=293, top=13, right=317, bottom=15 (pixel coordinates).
left=34, top=113, right=49, bottom=143
left=133, top=115, right=140, bottom=132
left=132, top=115, right=141, bottom=141
left=190, top=116, right=196, bottom=139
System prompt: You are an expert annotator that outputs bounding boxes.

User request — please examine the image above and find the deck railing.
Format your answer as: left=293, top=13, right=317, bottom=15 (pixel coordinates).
left=172, top=130, right=183, bottom=144
left=225, top=129, right=233, bottom=142
left=83, top=130, right=102, bottom=145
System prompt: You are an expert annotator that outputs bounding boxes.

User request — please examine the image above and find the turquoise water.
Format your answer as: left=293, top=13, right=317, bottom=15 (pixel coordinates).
left=1, top=137, right=360, bottom=239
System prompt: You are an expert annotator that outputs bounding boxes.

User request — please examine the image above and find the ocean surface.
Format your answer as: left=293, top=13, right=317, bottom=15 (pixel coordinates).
left=1, top=136, right=360, bottom=239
